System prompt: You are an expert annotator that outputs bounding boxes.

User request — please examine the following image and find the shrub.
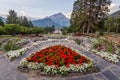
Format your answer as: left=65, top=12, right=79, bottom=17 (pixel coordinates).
left=4, top=24, right=22, bottom=35
left=28, top=27, right=43, bottom=34
left=92, top=39, right=115, bottom=53
left=95, top=31, right=104, bottom=38
left=3, top=39, right=22, bottom=52
left=0, top=26, right=5, bottom=35
left=92, top=43, right=99, bottom=49
left=74, top=39, right=81, bottom=44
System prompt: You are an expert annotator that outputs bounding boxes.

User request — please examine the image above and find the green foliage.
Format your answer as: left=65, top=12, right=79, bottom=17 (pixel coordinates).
left=92, top=43, right=99, bottom=49
left=104, top=16, right=115, bottom=33
left=74, top=39, right=81, bottom=45
left=98, top=31, right=104, bottom=36
left=4, top=24, right=22, bottom=35
left=0, top=26, right=5, bottom=35
left=92, top=39, right=115, bottom=53
left=43, top=26, right=55, bottom=34
left=2, top=24, right=44, bottom=35
left=3, top=39, right=22, bottom=52
left=6, top=10, right=33, bottom=28
left=70, top=0, right=111, bottom=34
left=62, top=27, right=69, bottom=35
left=20, top=26, right=29, bottom=34
left=105, top=44, right=113, bottom=53
left=18, top=16, right=33, bottom=27
left=27, top=27, right=43, bottom=34
left=117, top=15, right=120, bottom=33
left=103, top=14, right=120, bottom=33
left=6, top=10, right=18, bottom=24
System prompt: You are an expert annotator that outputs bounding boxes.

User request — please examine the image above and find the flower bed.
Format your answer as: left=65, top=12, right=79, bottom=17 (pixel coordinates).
left=91, top=49, right=119, bottom=63
left=7, top=47, right=29, bottom=61
left=19, top=45, right=97, bottom=76
left=91, top=38, right=120, bottom=63
left=6, top=40, right=46, bottom=61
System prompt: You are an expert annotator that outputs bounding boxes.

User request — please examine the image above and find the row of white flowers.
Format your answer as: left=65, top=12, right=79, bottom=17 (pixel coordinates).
left=7, top=47, right=29, bottom=60
left=7, top=40, right=43, bottom=61
left=91, top=49, right=119, bottom=63
left=19, top=58, right=95, bottom=75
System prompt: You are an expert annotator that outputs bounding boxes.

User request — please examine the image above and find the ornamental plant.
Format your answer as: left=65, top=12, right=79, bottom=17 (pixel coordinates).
left=26, top=45, right=90, bottom=67
left=19, top=45, right=96, bottom=76
left=91, top=39, right=119, bottom=63
left=92, top=39, right=115, bottom=53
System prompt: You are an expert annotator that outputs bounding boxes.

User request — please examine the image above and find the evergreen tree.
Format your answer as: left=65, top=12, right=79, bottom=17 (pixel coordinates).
left=0, top=17, right=4, bottom=26
left=70, top=0, right=111, bottom=34
left=18, top=16, right=33, bottom=27
left=6, top=10, right=18, bottom=24
left=104, top=16, right=115, bottom=33
left=28, top=20, right=33, bottom=27
left=117, top=14, right=120, bottom=33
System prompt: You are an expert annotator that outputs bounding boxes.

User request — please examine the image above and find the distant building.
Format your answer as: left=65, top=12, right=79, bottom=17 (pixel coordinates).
left=53, top=29, right=62, bottom=34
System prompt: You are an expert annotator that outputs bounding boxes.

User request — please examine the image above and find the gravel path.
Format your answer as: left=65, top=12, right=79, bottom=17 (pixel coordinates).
left=0, top=39, right=120, bottom=80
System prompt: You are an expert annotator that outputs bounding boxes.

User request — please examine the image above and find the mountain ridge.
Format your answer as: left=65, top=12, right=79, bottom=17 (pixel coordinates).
left=32, top=12, right=70, bottom=28
left=110, top=10, right=120, bottom=18
left=32, top=17, right=60, bottom=27
left=49, top=12, right=70, bottom=27
left=0, top=16, right=6, bottom=23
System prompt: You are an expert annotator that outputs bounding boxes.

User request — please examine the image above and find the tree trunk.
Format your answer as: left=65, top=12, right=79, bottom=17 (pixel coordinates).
left=107, top=24, right=110, bottom=33
left=116, top=25, right=119, bottom=33
left=82, top=22, right=86, bottom=34
left=87, top=25, right=90, bottom=34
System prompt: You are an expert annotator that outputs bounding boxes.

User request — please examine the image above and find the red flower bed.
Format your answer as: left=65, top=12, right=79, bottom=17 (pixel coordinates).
left=27, top=45, right=90, bottom=67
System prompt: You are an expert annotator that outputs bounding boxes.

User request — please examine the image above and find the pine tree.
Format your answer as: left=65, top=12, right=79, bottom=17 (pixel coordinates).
left=6, top=10, right=18, bottom=24
left=18, top=16, right=33, bottom=27
left=6, top=9, right=33, bottom=27
left=117, top=14, right=120, bottom=33
left=70, top=0, right=111, bottom=34
left=28, top=20, right=33, bottom=27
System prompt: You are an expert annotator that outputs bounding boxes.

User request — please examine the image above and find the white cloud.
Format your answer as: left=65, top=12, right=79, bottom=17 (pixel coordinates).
left=65, top=12, right=71, bottom=19
left=19, top=11, right=27, bottom=16
left=109, top=3, right=119, bottom=14
left=0, top=12, right=8, bottom=18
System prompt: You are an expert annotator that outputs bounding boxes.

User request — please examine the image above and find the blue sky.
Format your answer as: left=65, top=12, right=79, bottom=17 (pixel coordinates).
left=0, top=0, right=120, bottom=19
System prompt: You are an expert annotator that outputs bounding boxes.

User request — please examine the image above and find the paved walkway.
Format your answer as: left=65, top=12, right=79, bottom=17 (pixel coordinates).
left=0, top=54, right=27, bottom=80
left=0, top=39, right=120, bottom=80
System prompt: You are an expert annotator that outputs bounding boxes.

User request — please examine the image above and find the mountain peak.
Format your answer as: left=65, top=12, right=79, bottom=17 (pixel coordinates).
left=0, top=16, right=6, bottom=23
left=50, top=12, right=66, bottom=19
left=32, top=12, right=70, bottom=28
left=49, top=12, right=70, bottom=27
left=55, top=12, right=64, bottom=15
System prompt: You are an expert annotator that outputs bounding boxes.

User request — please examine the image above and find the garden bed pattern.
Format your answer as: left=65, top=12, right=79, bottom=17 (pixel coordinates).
left=18, top=45, right=97, bottom=76
left=91, top=38, right=120, bottom=63
left=1, top=38, right=120, bottom=80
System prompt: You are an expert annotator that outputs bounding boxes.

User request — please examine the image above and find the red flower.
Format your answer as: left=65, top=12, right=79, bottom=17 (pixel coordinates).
left=26, top=45, right=91, bottom=67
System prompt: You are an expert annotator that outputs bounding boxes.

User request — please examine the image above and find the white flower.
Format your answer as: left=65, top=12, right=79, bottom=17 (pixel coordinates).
left=91, top=49, right=119, bottom=63
left=19, top=58, right=28, bottom=67
left=19, top=58, right=95, bottom=75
